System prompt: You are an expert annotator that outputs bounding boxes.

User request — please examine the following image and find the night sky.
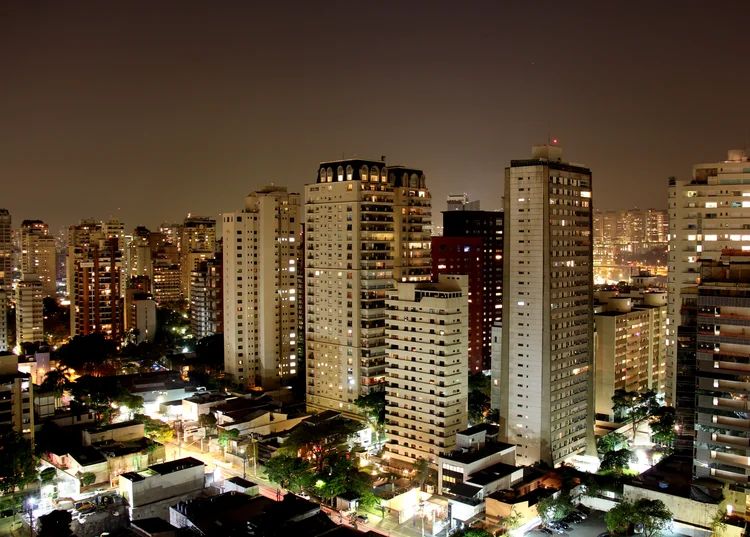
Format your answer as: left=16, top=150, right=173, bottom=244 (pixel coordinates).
left=2, top=1, right=749, bottom=233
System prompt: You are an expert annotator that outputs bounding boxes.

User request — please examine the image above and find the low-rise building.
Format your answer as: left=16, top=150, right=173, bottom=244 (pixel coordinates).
left=182, top=392, right=236, bottom=422
left=0, top=353, right=34, bottom=439
left=119, top=457, right=205, bottom=521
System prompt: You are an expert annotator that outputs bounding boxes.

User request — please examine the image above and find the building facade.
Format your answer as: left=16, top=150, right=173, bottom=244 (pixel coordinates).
left=667, top=149, right=750, bottom=406
left=190, top=256, right=222, bottom=340
left=0, top=291, right=7, bottom=352
left=436, top=210, right=504, bottom=370
left=180, top=216, right=216, bottom=301
left=0, top=354, right=34, bottom=440
left=594, top=293, right=667, bottom=421
left=124, top=291, right=157, bottom=344
left=0, top=209, right=11, bottom=291
left=305, top=160, right=431, bottom=415
left=384, top=275, right=469, bottom=466
left=499, top=145, right=594, bottom=467
left=16, top=275, right=44, bottom=345
left=223, top=186, right=300, bottom=389
left=691, top=253, right=750, bottom=496
left=20, top=220, right=57, bottom=297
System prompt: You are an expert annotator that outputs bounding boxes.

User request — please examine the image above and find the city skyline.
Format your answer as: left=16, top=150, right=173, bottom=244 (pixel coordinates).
left=3, top=2, right=750, bottom=232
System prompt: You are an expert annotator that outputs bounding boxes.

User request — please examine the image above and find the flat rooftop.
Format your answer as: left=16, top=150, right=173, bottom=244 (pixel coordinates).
left=458, top=423, right=500, bottom=437
left=441, top=441, right=515, bottom=464
left=628, top=455, right=694, bottom=499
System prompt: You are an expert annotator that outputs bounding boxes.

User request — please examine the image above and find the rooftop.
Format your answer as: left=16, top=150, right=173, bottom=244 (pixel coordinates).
left=85, top=419, right=143, bottom=433
left=629, top=455, right=711, bottom=500
left=226, top=476, right=258, bottom=488
left=458, top=424, right=500, bottom=437
left=130, top=517, right=178, bottom=534
left=441, top=440, right=515, bottom=464
left=466, top=461, right=518, bottom=486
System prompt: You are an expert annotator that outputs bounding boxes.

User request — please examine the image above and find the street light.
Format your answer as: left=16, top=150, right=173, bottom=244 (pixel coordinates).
left=27, top=497, right=37, bottom=537
left=240, top=447, right=247, bottom=479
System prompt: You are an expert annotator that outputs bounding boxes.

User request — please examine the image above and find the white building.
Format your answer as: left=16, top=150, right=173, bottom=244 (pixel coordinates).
left=16, top=274, right=44, bottom=345
left=223, top=186, right=301, bottom=389
left=305, top=159, right=432, bottom=416
left=20, top=220, right=57, bottom=298
left=0, top=291, right=7, bottom=352
left=180, top=216, right=216, bottom=301
left=666, top=149, right=750, bottom=406
left=384, top=275, right=468, bottom=466
left=125, top=290, right=157, bottom=344
left=499, top=145, right=594, bottom=467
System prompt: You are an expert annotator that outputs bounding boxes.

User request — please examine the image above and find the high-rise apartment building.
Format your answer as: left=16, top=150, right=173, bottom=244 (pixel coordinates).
left=666, top=149, right=750, bottom=406
left=689, top=253, right=750, bottom=495
left=435, top=210, right=504, bottom=370
left=180, top=216, right=216, bottom=301
left=0, top=209, right=11, bottom=291
left=0, top=291, right=8, bottom=352
left=67, top=218, right=102, bottom=300
left=124, top=290, right=157, bottom=344
left=499, top=145, right=594, bottom=467
left=645, top=209, right=669, bottom=243
left=223, top=186, right=300, bottom=389
left=190, top=256, right=223, bottom=340
left=305, top=160, right=431, bottom=415
left=152, top=259, right=181, bottom=305
left=70, top=238, right=123, bottom=339
left=0, top=355, right=34, bottom=440
left=594, top=293, right=667, bottom=421
left=16, top=275, right=44, bottom=345
left=384, top=275, right=469, bottom=466
left=126, top=227, right=153, bottom=287
left=20, top=220, right=57, bottom=297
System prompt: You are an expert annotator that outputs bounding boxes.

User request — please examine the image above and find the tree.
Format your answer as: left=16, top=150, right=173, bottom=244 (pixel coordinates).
left=218, top=428, right=240, bottom=452
left=633, top=499, right=673, bottom=537
left=359, top=490, right=381, bottom=511
left=199, top=412, right=217, bottom=434
left=468, top=373, right=491, bottom=425
left=536, top=492, right=574, bottom=525
left=38, top=509, right=74, bottom=537
left=711, top=509, right=728, bottom=537
left=40, top=368, right=71, bottom=409
left=0, top=430, right=38, bottom=494
left=263, top=454, right=316, bottom=493
left=451, top=528, right=493, bottom=537
left=649, top=406, right=676, bottom=447
left=39, top=467, right=57, bottom=484
left=79, top=472, right=96, bottom=488
left=597, top=432, right=627, bottom=455
left=280, top=419, right=363, bottom=471
left=70, top=375, right=135, bottom=424
left=599, top=449, right=634, bottom=474
left=413, top=457, right=432, bottom=490
left=502, top=507, right=523, bottom=531
left=194, top=334, right=224, bottom=373
left=55, top=333, right=118, bottom=375
left=485, top=408, right=500, bottom=425
left=354, top=392, right=386, bottom=429
left=612, top=389, right=659, bottom=440
left=135, top=414, right=174, bottom=444
left=605, top=501, right=634, bottom=535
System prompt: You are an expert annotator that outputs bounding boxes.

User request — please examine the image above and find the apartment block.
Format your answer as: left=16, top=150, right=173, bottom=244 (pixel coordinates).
left=124, top=291, right=157, bottom=344
left=0, top=354, right=34, bottom=440
left=16, top=275, right=44, bottom=345
left=152, top=258, right=181, bottom=305
left=384, top=274, right=468, bottom=466
left=180, top=216, right=216, bottom=301
left=20, top=220, right=57, bottom=297
left=0, top=209, right=11, bottom=291
left=667, top=149, right=750, bottom=406
left=190, top=256, right=222, bottom=340
left=0, top=291, right=7, bottom=351
left=223, top=186, right=300, bottom=389
left=499, top=145, right=594, bottom=467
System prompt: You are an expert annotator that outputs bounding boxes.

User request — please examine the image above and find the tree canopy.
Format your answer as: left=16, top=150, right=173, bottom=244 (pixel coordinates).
left=38, top=509, right=74, bottom=537
left=597, top=432, right=627, bottom=455
left=55, top=333, right=118, bottom=375
left=612, top=389, right=659, bottom=440
left=599, top=449, right=634, bottom=475
left=135, top=414, right=174, bottom=444
left=70, top=375, right=143, bottom=424
left=0, top=429, right=38, bottom=494
left=649, top=406, right=676, bottom=447
left=605, top=499, right=673, bottom=537
left=536, top=492, right=574, bottom=525
left=353, top=391, right=386, bottom=428
left=263, top=454, right=316, bottom=493
left=280, top=419, right=362, bottom=471
left=468, top=373, right=491, bottom=425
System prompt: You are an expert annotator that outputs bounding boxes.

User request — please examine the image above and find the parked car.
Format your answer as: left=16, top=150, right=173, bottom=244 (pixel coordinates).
left=573, top=510, right=588, bottom=520
left=355, top=515, right=369, bottom=524
left=0, top=509, right=14, bottom=519
left=538, top=528, right=553, bottom=535
left=546, top=526, right=564, bottom=534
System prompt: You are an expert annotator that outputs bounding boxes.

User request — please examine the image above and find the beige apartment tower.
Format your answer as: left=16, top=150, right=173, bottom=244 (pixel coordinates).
left=305, top=159, right=431, bottom=416
left=384, top=275, right=469, bottom=466
left=223, top=186, right=301, bottom=389
left=499, top=146, right=594, bottom=467
left=20, top=220, right=57, bottom=297
left=666, top=149, right=750, bottom=406
left=16, top=275, right=44, bottom=345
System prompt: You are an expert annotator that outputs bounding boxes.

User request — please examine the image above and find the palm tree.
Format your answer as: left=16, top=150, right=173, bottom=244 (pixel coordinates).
left=40, top=368, right=71, bottom=409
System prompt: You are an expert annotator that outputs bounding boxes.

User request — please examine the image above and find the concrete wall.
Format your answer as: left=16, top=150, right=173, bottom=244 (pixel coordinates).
left=83, top=422, right=145, bottom=446
left=624, top=485, right=722, bottom=530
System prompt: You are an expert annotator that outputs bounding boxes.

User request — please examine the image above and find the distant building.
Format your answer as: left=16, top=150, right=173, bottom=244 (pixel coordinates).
left=125, top=291, right=157, bottom=344
left=223, top=186, right=300, bottom=389
left=20, top=220, right=57, bottom=297
left=435, top=210, right=504, bottom=370
left=384, top=275, right=469, bottom=466
left=594, top=292, right=667, bottom=421
left=180, top=216, right=216, bottom=301
left=152, top=258, right=181, bottom=305
left=499, top=145, right=594, bottom=467
left=447, top=194, right=480, bottom=212
left=16, top=274, right=44, bottom=345
left=0, top=354, right=34, bottom=440
left=190, top=255, right=222, bottom=340
left=0, top=209, right=11, bottom=291
left=0, top=291, right=7, bottom=352
left=666, top=149, right=750, bottom=406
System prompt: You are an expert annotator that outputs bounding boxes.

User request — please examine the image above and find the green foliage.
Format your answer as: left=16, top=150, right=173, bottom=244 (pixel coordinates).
left=468, top=373, right=491, bottom=425
left=358, top=490, right=381, bottom=511
left=263, top=454, right=316, bottom=493
left=451, top=528, right=492, bottom=537
left=413, top=457, right=433, bottom=489
left=485, top=408, right=500, bottom=425
left=135, top=414, right=174, bottom=444
left=536, top=492, right=574, bottom=525
left=42, top=298, right=70, bottom=347
left=711, top=508, right=728, bottom=537
left=599, top=449, right=635, bottom=474
left=194, top=333, right=225, bottom=373
left=40, top=368, right=71, bottom=399
left=611, top=389, right=659, bottom=440
left=38, top=509, right=74, bottom=537
left=605, top=499, right=673, bottom=537
left=649, top=406, right=676, bottom=447
left=79, top=472, right=96, bottom=488
left=502, top=507, right=523, bottom=530
left=70, top=375, right=138, bottom=424
left=198, top=412, right=217, bottom=431
left=56, top=333, right=118, bottom=375
left=0, top=430, right=38, bottom=494
left=218, top=428, right=240, bottom=448
left=279, top=418, right=362, bottom=471
left=597, top=432, right=627, bottom=455
left=354, top=391, right=386, bottom=428
left=39, top=467, right=57, bottom=483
